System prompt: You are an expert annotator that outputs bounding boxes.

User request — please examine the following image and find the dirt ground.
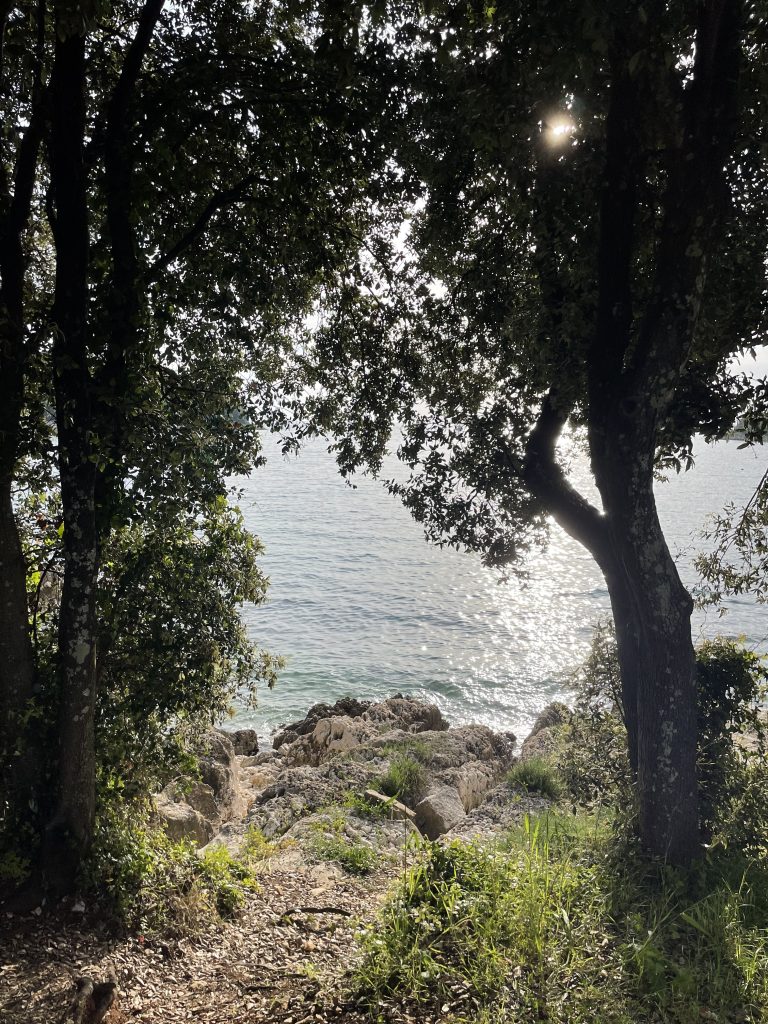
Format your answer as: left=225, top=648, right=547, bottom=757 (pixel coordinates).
left=0, top=857, right=404, bottom=1024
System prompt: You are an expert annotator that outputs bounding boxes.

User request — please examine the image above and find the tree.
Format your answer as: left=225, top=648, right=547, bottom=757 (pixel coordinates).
left=0, top=0, right=390, bottom=891
left=305, top=0, right=768, bottom=862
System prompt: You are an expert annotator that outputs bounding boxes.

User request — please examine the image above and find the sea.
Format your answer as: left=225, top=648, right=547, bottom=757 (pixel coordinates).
left=231, top=434, right=768, bottom=742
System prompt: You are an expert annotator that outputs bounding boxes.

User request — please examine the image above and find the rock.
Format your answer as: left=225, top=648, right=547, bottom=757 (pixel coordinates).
left=224, top=728, right=259, bottom=756
left=519, top=703, right=570, bottom=761
left=415, top=785, right=466, bottom=839
left=308, top=862, right=345, bottom=892
left=155, top=798, right=215, bottom=847
left=368, top=724, right=514, bottom=771
left=527, top=702, right=570, bottom=740
left=364, top=696, right=448, bottom=734
left=284, top=806, right=418, bottom=858
left=184, top=781, right=219, bottom=821
left=277, top=696, right=450, bottom=767
left=273, top=696, right=372, bottom=749
left=439, top=761, right=500, bottom=811
left=240, top=762, right=281, bottom=793
left=249, top=760, right=373, bottom=837
left=519, top=726, right=561, bottom=762
left=197, top=729, right=242, bottom=821
left=445, top=783, right=551, bottom=843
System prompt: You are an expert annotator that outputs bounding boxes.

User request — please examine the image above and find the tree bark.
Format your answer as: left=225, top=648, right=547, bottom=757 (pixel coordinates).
left=44, top=15, right=98, bottom=882
left=592, top=418, right=700, bottom=863
left=0, top=477, right=38, bottom=813
left=604, top=498, right=699, bottom=862
left=522, top=389, right=700, bottom=863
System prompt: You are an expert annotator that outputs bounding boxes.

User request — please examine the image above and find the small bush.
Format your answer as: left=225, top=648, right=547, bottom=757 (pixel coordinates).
left=379, top=752, right=429, bottom=807
left=558, top=624, right=768, bottom=847
left=197, top=844, right=257, bottom=917
left=240, top=825, right=292, bottom=862
left=87, top=800, right=257, bottom=935
left=342, top=790, right=393, bottom=819
left=0, top=848, right=31, bottom=889
left=507, top=757, right=563, bottom=799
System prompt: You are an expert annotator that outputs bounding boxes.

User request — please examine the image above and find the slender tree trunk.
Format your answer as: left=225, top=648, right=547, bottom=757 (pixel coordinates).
left=0, top=0, right=47, bottom=844
left=527, top=396, right=700, bottom=863
left=44, top=16, right=98, bottom=885
left=0, top=475, right=38, bottom=810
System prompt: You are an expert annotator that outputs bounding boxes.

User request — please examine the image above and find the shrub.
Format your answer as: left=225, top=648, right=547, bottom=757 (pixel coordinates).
left=558, top=624, right=768, bottom=847
left=240, top=825, right=289, bottom=862
left=342, top=790, right=393, bottom=819
left=556, top=621, right=632, bottom=807
left=95, top=499, right=283, bottom=799
left=87, top=800, right=257, bottom=935
left=507, top=757, right=563, bottom=799
left=379, top=752, right=429, bottom=807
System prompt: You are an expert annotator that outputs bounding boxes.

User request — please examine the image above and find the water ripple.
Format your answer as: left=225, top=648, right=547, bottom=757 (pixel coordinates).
left=231, top=436, right=767, bottom=739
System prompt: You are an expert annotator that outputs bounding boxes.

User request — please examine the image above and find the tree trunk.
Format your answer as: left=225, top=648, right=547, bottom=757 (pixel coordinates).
left=44, top=17, right=98, bottom=886
left=0, top=475, right=38, bottom=816
left=599, top=449, right=700, bottom=864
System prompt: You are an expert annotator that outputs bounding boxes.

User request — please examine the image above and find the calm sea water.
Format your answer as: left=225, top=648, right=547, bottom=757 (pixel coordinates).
left=231, top=436, right=767, bottom=741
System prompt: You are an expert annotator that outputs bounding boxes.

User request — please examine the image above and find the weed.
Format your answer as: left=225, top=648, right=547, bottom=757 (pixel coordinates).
left=240, top=825, right=294, bottom=863
left=507, top=757, right=563, bottom=799
left=197, top=844, right=257, bottom=917
left=380, top=738, right=432, bottom=764
left=342, top=790, right=394, bottom=819
left=308, top=813, right=378, bottom=875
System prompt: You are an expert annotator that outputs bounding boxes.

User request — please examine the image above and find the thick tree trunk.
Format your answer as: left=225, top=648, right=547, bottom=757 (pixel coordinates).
left=521, top=391, right=700, bottom=861
left=598, top=450, right=700, bottom=864
left=44, top=18, right=98, bottom=886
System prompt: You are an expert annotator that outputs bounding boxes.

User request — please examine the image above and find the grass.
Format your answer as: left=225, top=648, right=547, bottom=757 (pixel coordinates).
left=308, top=812, right=379, bottom=875
left=507, top=756, right=564, bottom=799
left=379, top=738, right=432, bottom=763
left=342, top=790, right=396, bottom=819
left=354, top=811, right=768, bottom=1023
left=379, top=751, right=429, bottom=807
left=240, top=824, right=294, bottom=863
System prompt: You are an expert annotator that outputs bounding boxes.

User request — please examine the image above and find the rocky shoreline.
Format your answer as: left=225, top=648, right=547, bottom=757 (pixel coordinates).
left=155, top=694, right=562, bottom=861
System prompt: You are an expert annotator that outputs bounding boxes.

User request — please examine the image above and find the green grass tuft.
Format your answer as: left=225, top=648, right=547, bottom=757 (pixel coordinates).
left=379, top=751, right=429, bottom=807
left=507, top=756, right=564, bottom=799
left=308, top=813, right=379, bottom=875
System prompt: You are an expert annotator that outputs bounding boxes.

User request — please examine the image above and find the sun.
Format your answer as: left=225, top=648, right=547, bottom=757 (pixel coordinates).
left=545, top=117, right=575, bottom=146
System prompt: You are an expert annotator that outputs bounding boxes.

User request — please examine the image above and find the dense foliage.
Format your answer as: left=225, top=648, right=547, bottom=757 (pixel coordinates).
left=0, top=0, right=398, bottom=891
left=300, top=0, right=768, bottom=860
left=558, top=626, right=768, bottom=853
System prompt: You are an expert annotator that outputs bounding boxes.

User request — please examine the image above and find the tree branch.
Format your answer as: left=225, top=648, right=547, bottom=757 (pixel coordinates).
left=144, top=174, right=264, bottom=283
left=627, top=0, right=742, bottom=400
left=588, top=62, right=640, bottom=407
left=95, top=0, right=165, bottom=527
left=108, top=0, right=165, bottom=119
left=510, top=390, right=612, bottom=569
